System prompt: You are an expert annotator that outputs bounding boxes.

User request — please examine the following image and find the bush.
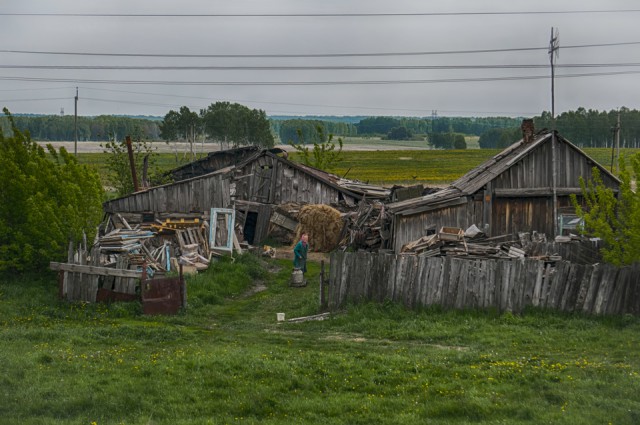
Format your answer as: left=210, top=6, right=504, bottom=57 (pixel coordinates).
left=0, top=109, right=104, bottom=272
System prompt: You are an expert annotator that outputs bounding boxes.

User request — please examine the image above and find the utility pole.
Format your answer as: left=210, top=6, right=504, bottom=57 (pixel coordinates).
left=610, top=111, right=620, bottom=174
left=616, top=111, right=621, bottom=174
left=74, top=87, right=78, bottom=156
left=549, top=27, right=560, bottom=238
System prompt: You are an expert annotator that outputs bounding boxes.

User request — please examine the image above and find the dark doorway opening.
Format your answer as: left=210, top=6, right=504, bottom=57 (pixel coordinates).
left=243, top=211, right=258, bottom=245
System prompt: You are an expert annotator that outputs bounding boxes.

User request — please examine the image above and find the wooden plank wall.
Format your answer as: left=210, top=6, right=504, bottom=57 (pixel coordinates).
left=104, top=173, right=230, bottom=214
left=329, top=251, right=640, bottom=316
left=393, top=200, right=483, bottom=252
left=57, top=244, right=140, bottom=302
left=235, top=155, right=355, bottom=205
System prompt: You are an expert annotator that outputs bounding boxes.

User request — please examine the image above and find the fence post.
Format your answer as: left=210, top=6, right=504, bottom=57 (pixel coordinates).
left=319, top=260, right=327, bottom=311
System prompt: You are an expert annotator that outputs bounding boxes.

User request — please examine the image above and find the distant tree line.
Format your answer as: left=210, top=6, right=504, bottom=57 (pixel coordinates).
left=0, top=115, right=160, bottom=141
left=355, top=116, right=522, bottom=137
left=7, top=106, right=640, bottom=149
left=274, top=119, right=357, bottom=144
left=535, top=107, right=640, bottom=148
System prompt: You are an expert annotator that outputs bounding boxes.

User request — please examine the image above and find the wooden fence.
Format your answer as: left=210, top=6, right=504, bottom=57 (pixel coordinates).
left=50, top=242, right=141, bottom=302
left=328, top=251, right=640, bottom=316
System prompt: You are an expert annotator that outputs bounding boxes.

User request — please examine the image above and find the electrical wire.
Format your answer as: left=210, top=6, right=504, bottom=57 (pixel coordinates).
left=2, top=10, right=640, bottom=17
left=0, top=63, right=639, bottom=71
left=2, top=70, right=640, bottom=86
left=1, top=41, right=639, bottom=58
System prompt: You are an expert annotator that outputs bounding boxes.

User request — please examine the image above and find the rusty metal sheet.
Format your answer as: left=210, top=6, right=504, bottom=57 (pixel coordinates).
left=141, top=277, right=183, bottom=315
left=96, top=288, right=139, bottom=303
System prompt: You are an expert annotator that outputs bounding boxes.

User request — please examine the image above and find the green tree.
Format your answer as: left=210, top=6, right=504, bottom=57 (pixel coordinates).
left=0, top=109, right=103, bottom=272
left=387, top=126, right=412, bottom=140
left=453, top=134, right=467, bottom=149
left=571, top=155, right=640, bottom=266
left=289, top=126, right=343, bottom=171
left=101, top=136, right=159, bottom=197
left=201, top=102, right=274, bottom=149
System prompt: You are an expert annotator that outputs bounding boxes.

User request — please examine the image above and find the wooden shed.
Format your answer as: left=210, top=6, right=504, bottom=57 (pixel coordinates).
left=231, top=149, right=389, bottom=244
left=103, top=147, right=390, bottom=246
left=387, top=130, right=620, bottom=252
left=103, top=167, right=231, bottom=218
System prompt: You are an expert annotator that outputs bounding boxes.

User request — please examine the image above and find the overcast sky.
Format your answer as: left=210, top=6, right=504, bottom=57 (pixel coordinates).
left=1, top=0, right=640, bottom=118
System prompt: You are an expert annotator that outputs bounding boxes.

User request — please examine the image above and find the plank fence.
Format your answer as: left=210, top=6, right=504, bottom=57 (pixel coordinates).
left=50, top=242, right=141, bottom=302
left=328, top=251, right=640, bottom=316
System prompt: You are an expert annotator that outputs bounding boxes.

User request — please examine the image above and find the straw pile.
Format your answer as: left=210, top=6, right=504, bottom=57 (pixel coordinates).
left=295, top=204, right=343, bottom=252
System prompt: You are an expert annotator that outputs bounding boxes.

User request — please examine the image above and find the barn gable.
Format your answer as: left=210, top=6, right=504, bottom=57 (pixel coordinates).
left=388, top=130, right=620, bottom=252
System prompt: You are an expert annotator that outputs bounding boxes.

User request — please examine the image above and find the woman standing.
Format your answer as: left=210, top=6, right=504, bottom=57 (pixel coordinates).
left=293, top=232, right=309, bottom=274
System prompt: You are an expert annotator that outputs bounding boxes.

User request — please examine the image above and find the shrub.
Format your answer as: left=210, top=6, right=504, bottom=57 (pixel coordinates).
left=0, top=109, right=104, bottom=271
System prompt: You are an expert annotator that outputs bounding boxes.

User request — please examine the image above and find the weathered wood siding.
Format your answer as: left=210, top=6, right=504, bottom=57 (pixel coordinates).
left=235, top=155, right=356, bottom=205
left=393, top=200, right=483, bottom=252
left=392, top=137, right=619, bottom=251
left=104, top=173, right=230, bottom=214
left=329, top=251, right=640, bottom=316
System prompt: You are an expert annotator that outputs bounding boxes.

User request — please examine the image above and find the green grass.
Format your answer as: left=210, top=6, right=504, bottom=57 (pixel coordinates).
left=76, top=147, right=640, bottom=188
left=1, top=256, right=639, bottom=424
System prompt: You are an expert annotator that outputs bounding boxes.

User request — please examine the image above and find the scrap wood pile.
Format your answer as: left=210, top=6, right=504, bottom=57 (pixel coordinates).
left=94, top=212, right=214, bottom=275
left=339, top=200, right=391, bottom=251
left=267, top=203, right=301, bottom=245
left=400, top=226, right=561, bottom=260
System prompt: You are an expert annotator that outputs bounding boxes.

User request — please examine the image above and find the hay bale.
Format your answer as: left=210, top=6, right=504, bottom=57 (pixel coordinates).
left=294, top=204, right=343, bottom=252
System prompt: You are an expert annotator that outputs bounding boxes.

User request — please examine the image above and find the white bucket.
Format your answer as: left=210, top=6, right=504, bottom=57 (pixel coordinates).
left=291, top=269, right=304, bottom=286
left=277, top=313, right=285, bottom=322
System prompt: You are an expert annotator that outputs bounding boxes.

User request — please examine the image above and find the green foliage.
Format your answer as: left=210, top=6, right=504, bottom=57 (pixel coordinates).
left=0, top=109, right=103, bottom=272
left=535, top=106, right=640, bottom=148
left=387, top=126, right=412, bottom=140
left=453, top=134, right=467, bottom=149
left=160, top=106, right=199, bottom=142
left=429, top=132, right=469, bottom=149
left=572, top=155, right=640, bottom=265
left=0, top=114, right=160, bottom=141
left=288, top=125, right=343, bottom=171
left=356, top=116, right=402, bottom=134
left=478, top=127, right=521, bottom=149
left=276, top=119, right=357, bottom=144
left=100, top=136, right=159, bottom=197
left=201, top=101, right=274, bottom=148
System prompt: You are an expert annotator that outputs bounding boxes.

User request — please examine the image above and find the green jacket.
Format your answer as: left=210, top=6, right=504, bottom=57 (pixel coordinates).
left=293, top=240, right=308, bottom=272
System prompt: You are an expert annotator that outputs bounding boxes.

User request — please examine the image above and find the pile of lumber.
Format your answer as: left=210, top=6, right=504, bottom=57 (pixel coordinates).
left=401, top=226, right=530, bottom=259
left=97, top=229, right=155, bottom=252
left=339, top=201, right=391, bottom=251
left=95, top=213, right=215, bottom=274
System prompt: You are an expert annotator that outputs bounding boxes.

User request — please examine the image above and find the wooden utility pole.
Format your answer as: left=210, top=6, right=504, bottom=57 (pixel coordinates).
left=610, top=111, right=621, bottom=174
left=125, top=136, right=139, bottom=192
left=74, top=87, right=78, bottom=156
left=616, top=111, right=621, bottom=174
left=549, top=28, right=560, bottom=237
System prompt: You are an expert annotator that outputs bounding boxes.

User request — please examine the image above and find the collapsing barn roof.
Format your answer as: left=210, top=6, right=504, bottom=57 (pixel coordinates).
left=387, top=130, right=620, bottom=217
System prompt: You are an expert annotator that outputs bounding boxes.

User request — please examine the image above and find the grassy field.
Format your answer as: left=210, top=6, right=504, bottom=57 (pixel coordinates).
left=77, top=147, right=640, bottom=188
left=1, top=256, right=639, bottom=425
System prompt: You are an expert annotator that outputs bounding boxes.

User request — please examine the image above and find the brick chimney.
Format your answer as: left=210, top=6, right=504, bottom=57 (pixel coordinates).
left=521, top=119, right=534, bottom=143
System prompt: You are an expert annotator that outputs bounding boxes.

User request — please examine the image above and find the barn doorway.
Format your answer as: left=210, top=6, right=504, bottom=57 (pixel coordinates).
left=243, top=211, right=258, bottom=245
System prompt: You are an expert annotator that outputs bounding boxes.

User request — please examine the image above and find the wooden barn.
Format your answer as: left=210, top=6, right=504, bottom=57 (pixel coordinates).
left=387, top=129, right=620, bottom=253
left=103, top=147, right=390, bottom=245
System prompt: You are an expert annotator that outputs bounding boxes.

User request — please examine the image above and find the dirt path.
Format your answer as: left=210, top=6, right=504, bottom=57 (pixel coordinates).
left=273, top=247, right=330, bottom=263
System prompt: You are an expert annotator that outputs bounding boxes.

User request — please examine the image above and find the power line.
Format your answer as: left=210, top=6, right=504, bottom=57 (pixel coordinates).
left=1, top=41, right=639, bottom=58
left=2, top=70, right=640, bottom=86
left=0, top=97, right=70, bottom=102
left=80, top=87, right=541, bottom=115
left=2, top=10, right=640, bottom=17
left=1, top=63, right=640, bottom=71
